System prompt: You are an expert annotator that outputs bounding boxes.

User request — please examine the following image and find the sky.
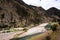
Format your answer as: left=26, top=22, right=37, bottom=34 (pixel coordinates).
left=22, top=0, right=60, bottom=10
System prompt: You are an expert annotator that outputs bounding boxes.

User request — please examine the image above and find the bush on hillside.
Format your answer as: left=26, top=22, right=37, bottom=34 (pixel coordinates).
left=58, top=22, right=60, bottom=25
left=23, top=28, right=28, bottom=32
left=51, top=24, right=58, bottom=31
left=57, top=19, right=60, bottom=25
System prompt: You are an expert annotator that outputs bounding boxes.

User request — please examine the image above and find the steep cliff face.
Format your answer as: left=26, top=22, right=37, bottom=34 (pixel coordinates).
left=0, top=0, right=60, bottom=28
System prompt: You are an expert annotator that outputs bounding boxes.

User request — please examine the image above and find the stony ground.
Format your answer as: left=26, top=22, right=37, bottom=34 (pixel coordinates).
left=0, top=31, right=24, bottom=40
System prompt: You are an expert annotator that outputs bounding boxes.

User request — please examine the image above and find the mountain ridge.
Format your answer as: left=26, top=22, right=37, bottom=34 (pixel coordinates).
left=0, top=0, right=60, bottom=29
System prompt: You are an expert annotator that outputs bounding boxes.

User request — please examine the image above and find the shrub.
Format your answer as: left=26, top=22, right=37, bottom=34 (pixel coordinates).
left=51, top=24, right=58, bottom=31
left=57, top=19, right=60, bottom=22
left=23, top=28, right=28, bottom=32
left=2, top=30, right=11, bottom=33
left=57, top=19, right=60, bottom=25
left=58, top=22, right=60, bottom=25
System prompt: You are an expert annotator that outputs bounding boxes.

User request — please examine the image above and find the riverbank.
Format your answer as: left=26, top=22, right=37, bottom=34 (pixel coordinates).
left=0, top=23, right=51, bottom=40
left=28, top=30, right=53, bottom=40
left=0, top=28, right=25, bottom=40
left=14, top=23, right=49, bottom=38
left=0, top=31, right=25, bottom=40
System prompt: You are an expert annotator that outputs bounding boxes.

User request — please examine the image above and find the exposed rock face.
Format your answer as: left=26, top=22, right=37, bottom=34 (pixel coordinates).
left=0, top=0, right=60, bottom=28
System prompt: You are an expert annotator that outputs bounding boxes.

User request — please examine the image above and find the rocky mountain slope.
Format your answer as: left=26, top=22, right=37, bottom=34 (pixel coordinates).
left=47, top=7, right=60, bottom=21
left=0, top=0, right=60, bottom=29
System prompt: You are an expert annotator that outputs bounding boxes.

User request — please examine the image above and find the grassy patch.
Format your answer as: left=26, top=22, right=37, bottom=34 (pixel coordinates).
left=51, top=24, right=58, bottom=31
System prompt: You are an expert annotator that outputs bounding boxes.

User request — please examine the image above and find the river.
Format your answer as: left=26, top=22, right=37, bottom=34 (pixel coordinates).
left=10, top=32, right=43, bottom=40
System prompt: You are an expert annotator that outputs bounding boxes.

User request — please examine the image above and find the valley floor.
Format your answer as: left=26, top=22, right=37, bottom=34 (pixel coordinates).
left=0, top=23, right=49, bottom=40
left=0, top=23, right=59, bottom=40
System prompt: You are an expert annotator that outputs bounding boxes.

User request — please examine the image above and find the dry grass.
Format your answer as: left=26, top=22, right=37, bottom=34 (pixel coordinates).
left=28, top=30, right=53, bottom=40
left=50, top=22, right=59, bottom=25
left=28, top=29, right=60, bottom=40
left=50, top=29, right=60, bottom=40
left=49, top=23, right=60, bottom=40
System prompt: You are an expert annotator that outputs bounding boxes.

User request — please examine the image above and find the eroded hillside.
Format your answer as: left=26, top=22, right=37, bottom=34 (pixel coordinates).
left=0, top=0, right=60, bottom=29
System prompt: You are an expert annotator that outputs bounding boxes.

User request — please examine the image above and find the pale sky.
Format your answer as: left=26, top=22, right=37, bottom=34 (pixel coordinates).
left=23, top=0, right=60, bottom=10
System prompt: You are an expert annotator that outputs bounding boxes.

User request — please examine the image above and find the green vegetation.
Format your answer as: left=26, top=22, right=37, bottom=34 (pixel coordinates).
left=57, top=19, right=60, bottom=25
left=58, top=22, right=60, bottom=25
left=51, top=24, right=58, bottom=31
left=2, top=30, right=12, bottom=33
left=0, top=24, right=12, bottom=31
left=1, top=28, right=21, bottom=33
left=23, top=28, right=28, bottom=32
